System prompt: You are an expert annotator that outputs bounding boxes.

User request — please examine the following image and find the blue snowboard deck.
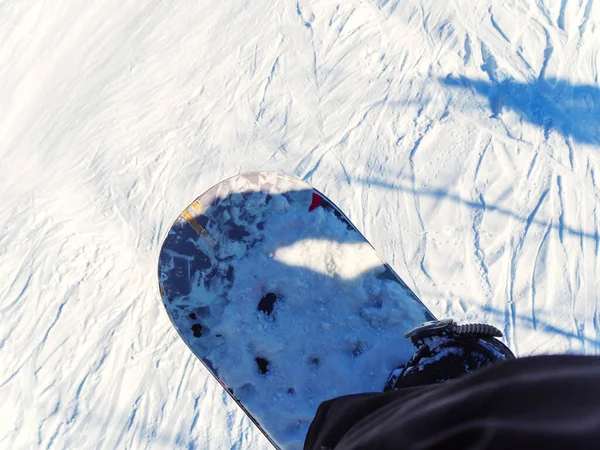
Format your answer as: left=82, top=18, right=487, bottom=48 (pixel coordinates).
left=158, top=172, right=435, bottom=449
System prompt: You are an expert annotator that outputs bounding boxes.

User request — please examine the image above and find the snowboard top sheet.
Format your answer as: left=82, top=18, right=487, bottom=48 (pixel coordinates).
left=158, top=172, right=435, bottom=449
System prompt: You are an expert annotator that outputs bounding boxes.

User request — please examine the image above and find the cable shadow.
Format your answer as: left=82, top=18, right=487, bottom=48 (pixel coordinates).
left=356, top=175, right=599, bottom=242
left=440, top=75, right=600, bottom=145
left=478, top=303, right=600, bottom=352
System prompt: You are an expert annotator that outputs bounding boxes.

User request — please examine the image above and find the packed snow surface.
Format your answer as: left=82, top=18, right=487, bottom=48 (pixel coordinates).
left=2, top=0, right=600, bottom=448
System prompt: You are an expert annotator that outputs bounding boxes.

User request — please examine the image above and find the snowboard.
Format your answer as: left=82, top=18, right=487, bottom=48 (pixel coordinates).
left=158, top=172, right=435, bottom=449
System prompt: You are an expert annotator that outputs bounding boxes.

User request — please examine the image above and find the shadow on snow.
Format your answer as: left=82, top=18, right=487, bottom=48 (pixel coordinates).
left=441, top=75, right=600, bottom=145
left=479, top=304, right=600, bottom=353
left=357, top=175, right=599, bottom=243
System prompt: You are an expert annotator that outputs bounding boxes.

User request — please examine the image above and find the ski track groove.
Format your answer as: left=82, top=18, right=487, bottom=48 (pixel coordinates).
left=579, top=0, right=593, bottom=38
left=34, top=336, right=71, bottom=378
left=39, top=301, right=68, bottom=352
left=558, top=0, right=568, bottom=31
left=301, top=149, right=326, bottom=182
left=239, top=53, right=281, bottom=174
left=504, top=295, right=516, bottom=353
left=473, top=138, right=491, bottom=181
left=189, top=395, right=201, bottom=434
left=45, top=423, right=63, bottom=450
left=489, top=9, right=510, bottom=43
left=557, top=175, right=565, bottom=244
left=175, top=354, right=193, bottom=401
left=67, top=372, right=90, bottom=424
left=566, top=137, right=575, bottom=170
left=463, top=34, right=472, bottom=64
left=339, top=157, right=351, bottom=186
left=531, top=220, right=553, bottom=331
left=539, top=28, right=554, bottom=80
left=595, top=266, right=600, bottom=350
left=569, top=255, right=582, bottom=348
left=0, top=273, right=32, bottom=315
left=535, top=0, right=553, bottom=24
left=526, top=152, right=539, bottom=179
left=525, top=189, right=550, bottom=243
left=472, top=193, right=492, bottom=299
left=116, top=395, right=142, bottom=448
left=37, top=400, right=61, bottom=446
left=408, top=116, right=434, bottom=283
left=255, top=56, right=280, bottom=123
left=590, top=162, right=600, bottom=257
left=0, top=367, right=21, bottom=389
left=507, top=188, right=550, bottom=352
left=295, top=1, right=320, bottom=87
left=0, top=324, right=16, bottom=350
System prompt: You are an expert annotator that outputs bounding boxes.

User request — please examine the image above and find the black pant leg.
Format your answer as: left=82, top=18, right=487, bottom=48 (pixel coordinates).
left=304, top=355, right=600, bottom=450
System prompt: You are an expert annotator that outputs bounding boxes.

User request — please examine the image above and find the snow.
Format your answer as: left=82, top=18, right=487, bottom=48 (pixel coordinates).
left=1, top=0, right=600, bottom=448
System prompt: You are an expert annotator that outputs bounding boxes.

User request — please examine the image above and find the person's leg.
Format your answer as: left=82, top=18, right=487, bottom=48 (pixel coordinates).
left=304, top=355, right=600, bottom=450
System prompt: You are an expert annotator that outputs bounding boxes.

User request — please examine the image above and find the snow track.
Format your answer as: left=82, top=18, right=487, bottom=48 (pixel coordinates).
left=1, top=0, right=599, bottom=448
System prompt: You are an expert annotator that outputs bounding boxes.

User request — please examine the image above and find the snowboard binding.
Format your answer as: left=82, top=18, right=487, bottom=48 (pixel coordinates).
left=384, top=319, right=515, bottom=391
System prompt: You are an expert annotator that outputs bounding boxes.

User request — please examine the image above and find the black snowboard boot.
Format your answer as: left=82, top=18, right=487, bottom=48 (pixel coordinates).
left=384, top=319, right=515, bottom=391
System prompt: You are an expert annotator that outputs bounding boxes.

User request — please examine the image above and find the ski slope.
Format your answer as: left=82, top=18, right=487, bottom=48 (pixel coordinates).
left=2, top=0, right=600, bottom=448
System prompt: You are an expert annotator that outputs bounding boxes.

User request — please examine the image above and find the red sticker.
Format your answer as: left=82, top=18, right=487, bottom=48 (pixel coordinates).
left=308, top=192, right=323, bottom=212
